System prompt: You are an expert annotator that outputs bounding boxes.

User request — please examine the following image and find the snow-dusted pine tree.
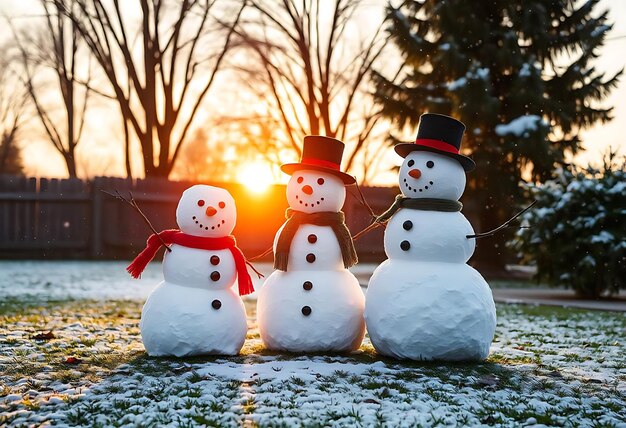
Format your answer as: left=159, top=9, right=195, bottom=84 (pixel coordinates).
left=511, top=153, right=625, bottom=297
left=372, top=0, right=621, bottom=269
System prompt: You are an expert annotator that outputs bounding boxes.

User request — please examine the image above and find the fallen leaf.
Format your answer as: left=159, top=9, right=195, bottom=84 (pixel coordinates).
left=476, top=374, right=499, bottom=388
left=63, top=357, right=82, bottom=365
left=33, top=331, right=55, bottom=341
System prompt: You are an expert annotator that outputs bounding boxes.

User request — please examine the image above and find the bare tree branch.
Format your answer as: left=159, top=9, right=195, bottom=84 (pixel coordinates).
left=57, top=0, right=242, bottom=178
left=234, top=0, right=389, bottom=179
left=7, top=1, right=92, bottom=178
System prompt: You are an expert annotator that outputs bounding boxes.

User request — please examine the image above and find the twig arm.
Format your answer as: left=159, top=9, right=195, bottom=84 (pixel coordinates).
left=466, top=200, right=537, bottom=239
left=101, top=190, right=172, bottom=252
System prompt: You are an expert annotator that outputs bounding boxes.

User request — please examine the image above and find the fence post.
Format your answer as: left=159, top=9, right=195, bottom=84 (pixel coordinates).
left=91, top=177, right=103, bottom=258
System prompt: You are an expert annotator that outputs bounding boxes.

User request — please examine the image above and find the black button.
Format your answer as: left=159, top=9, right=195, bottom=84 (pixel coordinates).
left=403, top=220, right=413, bottom=231
left=308, top=234, right=317, bottom=244
left=211, top=299, right=221, bottom=310
left=301, top=306, right=312, bottom=316
left=210, top=255, right=220, bottom=265
left=303, top=281, right=313, bottom=291
left=210, top=271, right=221, bottom=281
left=306, top=253, right=316, bottom=263
left=400, top=240, right=411, bottom=251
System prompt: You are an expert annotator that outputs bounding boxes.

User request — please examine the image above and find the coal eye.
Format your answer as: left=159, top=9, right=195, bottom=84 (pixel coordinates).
left=197, top=200, right=205, bottom=207
left=426, top=161, right=434, bottom=168
left=317, top=178, right=325, bottom=185
left=407, top=160, right=415, bottom=167
left=218, top=201, right=225, bottom=209
left=297, top=176, right=303, bottom=184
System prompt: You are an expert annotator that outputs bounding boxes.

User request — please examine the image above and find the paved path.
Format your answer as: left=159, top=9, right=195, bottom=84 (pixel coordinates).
left=252, top=262, right=626, bottom=312
left=492, top=288, right=626, bottom=312
left=350, top=264, right=626, bottom=312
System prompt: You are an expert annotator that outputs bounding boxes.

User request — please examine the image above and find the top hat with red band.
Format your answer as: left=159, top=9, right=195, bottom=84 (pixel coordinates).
left=395, top=113, right=475, bottom=172
left=281, top=135, right=356, bottom=184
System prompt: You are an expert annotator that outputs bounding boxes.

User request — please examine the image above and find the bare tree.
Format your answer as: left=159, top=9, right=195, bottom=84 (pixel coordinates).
left=232, top=0, right=389, bottom=179
left=54, top=0, right=245, bottom=178
left=0, top=51, right=28, bottom=175
left=9, top=0, right=93, bottom=178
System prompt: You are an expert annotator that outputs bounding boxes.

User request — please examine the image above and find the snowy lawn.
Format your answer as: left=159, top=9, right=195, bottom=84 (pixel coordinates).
left=1, top=262, right=625, bottom=427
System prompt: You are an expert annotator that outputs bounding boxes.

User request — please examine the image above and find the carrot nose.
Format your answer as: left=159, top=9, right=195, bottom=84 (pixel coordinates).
left=409, top=169, right=422, bottom=179
left=302, top=185, right=313, bottom=195
left=205, top=206, right=217, bottom=217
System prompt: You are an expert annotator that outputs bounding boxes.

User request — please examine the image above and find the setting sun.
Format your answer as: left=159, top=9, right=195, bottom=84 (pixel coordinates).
left=238, top=161, right=274, bottom=194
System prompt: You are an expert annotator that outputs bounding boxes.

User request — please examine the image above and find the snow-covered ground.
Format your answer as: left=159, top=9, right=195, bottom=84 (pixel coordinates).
left=0, top=260, right=377, bottom=301
left=1, top=261, right=625, bottom=427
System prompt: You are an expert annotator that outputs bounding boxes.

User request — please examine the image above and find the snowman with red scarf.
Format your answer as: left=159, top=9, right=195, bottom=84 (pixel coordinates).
left=127, top=185, right=254, bottom=357
left=257, top=136, right=365, bottom=352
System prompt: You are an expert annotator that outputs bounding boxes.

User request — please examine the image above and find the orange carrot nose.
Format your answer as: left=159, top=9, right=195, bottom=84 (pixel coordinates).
left=409, top=169, right=422, bottom=179
left=205, top=206, right=217, bottom=217
left=302, top=185, right=313, bottom=195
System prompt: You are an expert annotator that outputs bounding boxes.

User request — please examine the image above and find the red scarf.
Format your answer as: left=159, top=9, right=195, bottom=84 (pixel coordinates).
left=127, top=229, right=255, bottom=296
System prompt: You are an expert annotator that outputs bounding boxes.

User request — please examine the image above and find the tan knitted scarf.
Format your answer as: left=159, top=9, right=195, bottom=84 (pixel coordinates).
left=274, top=209, right=358, bottom=271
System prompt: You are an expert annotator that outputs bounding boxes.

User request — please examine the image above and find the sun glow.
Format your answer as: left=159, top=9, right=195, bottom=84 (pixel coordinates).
left=238, top=161, right=274, bottom=194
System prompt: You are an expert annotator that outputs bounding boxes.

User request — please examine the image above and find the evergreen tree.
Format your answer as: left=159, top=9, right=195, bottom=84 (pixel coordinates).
left=372, top=0, right=621, bottom=269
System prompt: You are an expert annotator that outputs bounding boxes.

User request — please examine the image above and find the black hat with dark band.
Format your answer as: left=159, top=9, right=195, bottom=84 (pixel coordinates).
left=281, top=135, right=356, bottom=184
left=395, top=113, right=475, bottom=171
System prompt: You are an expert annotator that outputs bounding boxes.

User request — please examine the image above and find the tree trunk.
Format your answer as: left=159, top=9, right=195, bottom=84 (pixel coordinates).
left=64, top=151, right=77, bottom=178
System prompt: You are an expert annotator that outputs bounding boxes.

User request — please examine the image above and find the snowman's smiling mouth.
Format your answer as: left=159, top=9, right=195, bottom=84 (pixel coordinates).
left=295, top=194, right=325, bottom=208
left=403, top=178, right=434, bottom=194
left=192, top=216, right=226, bottom=231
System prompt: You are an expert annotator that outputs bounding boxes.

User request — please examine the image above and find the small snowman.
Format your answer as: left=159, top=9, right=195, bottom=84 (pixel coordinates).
left=127, top=185, right=254, bottom=357
left=257, top=136, right=365, bottom=352
left=365, top=114, right=496, bottom=361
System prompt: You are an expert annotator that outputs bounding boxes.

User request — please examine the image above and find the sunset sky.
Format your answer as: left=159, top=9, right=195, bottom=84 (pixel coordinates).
left=1, top=0, right=625, bottom=185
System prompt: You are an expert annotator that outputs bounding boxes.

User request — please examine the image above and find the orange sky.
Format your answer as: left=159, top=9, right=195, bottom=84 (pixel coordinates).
left=2, top=0, right=625, bottom=185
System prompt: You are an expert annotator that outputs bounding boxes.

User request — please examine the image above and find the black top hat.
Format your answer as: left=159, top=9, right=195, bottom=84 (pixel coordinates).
left=281, top=136, right=356, bottom=184
left=395, top=113, right=475, bottom=171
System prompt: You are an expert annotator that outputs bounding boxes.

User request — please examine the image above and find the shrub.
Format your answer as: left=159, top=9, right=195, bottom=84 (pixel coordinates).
left=510, top=153, right=625, bottom=297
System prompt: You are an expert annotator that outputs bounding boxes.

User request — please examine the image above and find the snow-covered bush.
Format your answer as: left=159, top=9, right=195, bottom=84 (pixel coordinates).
left=510, top=154, right=625, bottom=297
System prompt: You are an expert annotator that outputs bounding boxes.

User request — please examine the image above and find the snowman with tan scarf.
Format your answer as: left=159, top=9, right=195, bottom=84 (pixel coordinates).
left=257, top=136, right=365, bottom=353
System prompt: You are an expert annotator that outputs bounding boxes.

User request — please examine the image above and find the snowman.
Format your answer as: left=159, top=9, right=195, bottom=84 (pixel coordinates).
left=126, top=185, right=254, bottom=357
left=257, top=136, right=365, bottom=352
left=365, top=114, right=496, bottom=361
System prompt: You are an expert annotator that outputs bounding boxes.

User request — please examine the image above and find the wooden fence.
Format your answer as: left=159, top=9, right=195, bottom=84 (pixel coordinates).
left=0, top=175, right=396, bottom=261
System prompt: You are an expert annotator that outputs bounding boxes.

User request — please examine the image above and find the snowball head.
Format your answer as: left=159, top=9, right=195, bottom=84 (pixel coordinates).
left=176, top=185, right=236, bottom=237
left=286, top=170, right=346, bottom=213
left=399, top=152, right=466, bottom=200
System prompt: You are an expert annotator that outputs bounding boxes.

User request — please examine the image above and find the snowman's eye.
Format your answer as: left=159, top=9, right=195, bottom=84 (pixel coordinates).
left=407, top=159, right=415, bottom=167
left=197, top=200, right=205, bottom=207
left=317, top=178, right=325, bottom=185
left=426, top=161, right=434, bottom=168
left=218, top=201, right=226, bottom=209
left=297, top=176, right=303, bottom=184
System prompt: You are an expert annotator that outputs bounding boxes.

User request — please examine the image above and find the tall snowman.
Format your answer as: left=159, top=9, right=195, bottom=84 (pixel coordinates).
left=365, top=114, right=496, bottom=361
left=126, top=185, right=254, bottom=357
left=257, top=136, right=365, bottom=352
